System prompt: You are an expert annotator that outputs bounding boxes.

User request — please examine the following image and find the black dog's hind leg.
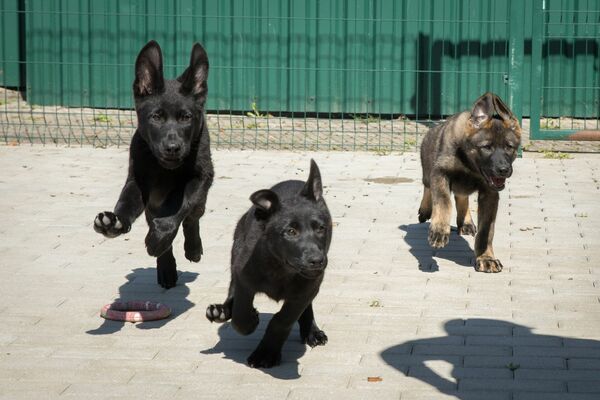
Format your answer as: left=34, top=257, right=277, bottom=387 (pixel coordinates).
left=157, top=246, right=178, bottom=289
left=298, top=303, right=328, bottom=347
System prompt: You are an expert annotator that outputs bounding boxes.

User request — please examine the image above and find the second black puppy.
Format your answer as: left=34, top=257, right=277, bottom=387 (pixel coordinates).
left=206, top=160, right=331, bottom=368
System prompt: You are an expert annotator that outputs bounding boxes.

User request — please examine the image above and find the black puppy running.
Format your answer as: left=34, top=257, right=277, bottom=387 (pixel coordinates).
left=93, top=40, right=214, bottom=288
left=206, top=160, right=331, bottom=368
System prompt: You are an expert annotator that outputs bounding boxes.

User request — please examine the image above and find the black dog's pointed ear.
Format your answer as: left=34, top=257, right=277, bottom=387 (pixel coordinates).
left=301, top=159, right=323, bottom=202
left=178, top=42, right=209, bottom=99
left=250, top=189, right=280, bottom=220
left=133, top=40, right=165, bottom=97
left=469, top=92, right=495, bottom=129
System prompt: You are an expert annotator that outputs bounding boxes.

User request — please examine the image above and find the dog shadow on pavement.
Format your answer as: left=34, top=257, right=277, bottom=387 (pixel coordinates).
left=380, top=318, right=600, bottom=398
left=86, top=267, right=197, bottom=335
left=399, top=223, right=474, bottom=272
left=200, top=313, right=307, bottom=380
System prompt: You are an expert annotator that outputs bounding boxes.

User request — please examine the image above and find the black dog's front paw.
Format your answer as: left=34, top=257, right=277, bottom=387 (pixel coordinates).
left=428, top=223, right=450, bottom=248
left=93, top=212, right=129, bottom=238
left=303, top=329, right=328, bottom=347
left=247, top=347, right=282, bottom=369
left=184, top=236, right=203, bottom=263
left=146, top=218, right=178, bottom=257
left=206, top=303, right=232, bottom=323
left=156, top=251, right=178, bottom=289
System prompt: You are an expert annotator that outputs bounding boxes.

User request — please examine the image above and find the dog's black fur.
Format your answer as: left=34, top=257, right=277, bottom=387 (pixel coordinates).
left=206, top=160, right=332, bottom=368
left=94, top=40, right=214, bottom=288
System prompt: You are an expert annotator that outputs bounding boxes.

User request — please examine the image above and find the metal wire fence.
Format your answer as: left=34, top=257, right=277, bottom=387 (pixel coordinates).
left=0, top=0, right=598, bottom=150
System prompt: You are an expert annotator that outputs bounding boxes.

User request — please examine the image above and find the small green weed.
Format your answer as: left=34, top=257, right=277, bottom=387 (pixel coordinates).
left=94, top=114, right=112, bottom=124
left=369, top=300, right=382, bottom=308
left=542, top=150, right=571, bottom=159
left=540, top=118, right=560, bottom=130
left=246, top=101, right=270, bottom=118
left=353, top=114, right=380, bottom=124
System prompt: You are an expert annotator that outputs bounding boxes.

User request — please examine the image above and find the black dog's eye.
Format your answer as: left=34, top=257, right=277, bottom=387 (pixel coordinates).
left=150, top=112, right=163, bottom=122
left=179, top=112, right=192, bottom=122
left=285, top=227, right=299, bottom=237
left=479, top=144, right=492, bottom=151
left=506, top=143, right=515, bottom=150
left=315, top=225, right=326, bottom=235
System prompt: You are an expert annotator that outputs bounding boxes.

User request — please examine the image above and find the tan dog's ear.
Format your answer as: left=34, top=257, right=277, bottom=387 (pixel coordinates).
left=492, top=94, right=522, bottom=137
left=469, top=92, right=495, bottom=129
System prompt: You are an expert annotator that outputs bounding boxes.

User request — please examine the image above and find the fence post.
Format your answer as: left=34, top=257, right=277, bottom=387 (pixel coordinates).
left=508, top=0, right=525, bottom=126
left=529, top=0, right=544, bottom=140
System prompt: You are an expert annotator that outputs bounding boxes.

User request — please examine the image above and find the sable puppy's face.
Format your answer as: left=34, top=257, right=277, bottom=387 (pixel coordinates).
left=465, top=93, right=521, bottom=191
left=132, top=40, right=209, bottom=169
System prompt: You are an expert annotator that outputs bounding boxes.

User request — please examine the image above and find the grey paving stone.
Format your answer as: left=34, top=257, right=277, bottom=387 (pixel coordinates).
left=0, top=146, right=599, bottom=399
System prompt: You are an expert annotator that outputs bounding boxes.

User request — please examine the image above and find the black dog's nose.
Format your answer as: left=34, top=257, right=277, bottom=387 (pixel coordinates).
left=166, top=143, right=181, bottom=154
left=497, top=165, right=510, bottom=176
left=307, top=255, right=325, bottom=268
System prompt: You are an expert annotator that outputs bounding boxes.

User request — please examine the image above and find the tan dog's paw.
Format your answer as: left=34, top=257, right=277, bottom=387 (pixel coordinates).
left=458, top=222, right=477, bottom=236
left=428, top=223, right=450, bottom=248
left=475, top=256, right=503, bottom=273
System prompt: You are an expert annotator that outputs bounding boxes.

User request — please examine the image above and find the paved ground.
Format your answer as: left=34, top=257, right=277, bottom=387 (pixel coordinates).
left=0, top=145, right=599, bottom=400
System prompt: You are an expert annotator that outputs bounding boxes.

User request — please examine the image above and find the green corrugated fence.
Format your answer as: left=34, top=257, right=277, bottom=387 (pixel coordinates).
left=0, top=0, right=598, bottom=149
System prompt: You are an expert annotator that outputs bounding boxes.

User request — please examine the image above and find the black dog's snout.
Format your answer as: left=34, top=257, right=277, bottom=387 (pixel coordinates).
left=307, top=255, right=325, bottom=268
left=497, top=165, right=510, bottom=176
left=166, top=142, right=181, bottom=155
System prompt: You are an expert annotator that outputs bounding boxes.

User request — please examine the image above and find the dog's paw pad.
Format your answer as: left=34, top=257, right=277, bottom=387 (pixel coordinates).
left=206, top=304, right=231, bottom=323
left=305, top=329, right=328, bottom=347
left=458, top=223, right=477, bottom=236
left=475, top=257, right=503, bottom=273
left=428, top=225, right=450, bottom=248
left=93, top=212, right=127, bottom=238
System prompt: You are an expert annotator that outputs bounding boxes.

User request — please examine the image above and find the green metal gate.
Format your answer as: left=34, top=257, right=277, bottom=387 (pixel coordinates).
left=0, top=0, right=21, bottom=87
left=0, top=0, right=599, bottom=149
left=529, top=0, right=600, bottom=141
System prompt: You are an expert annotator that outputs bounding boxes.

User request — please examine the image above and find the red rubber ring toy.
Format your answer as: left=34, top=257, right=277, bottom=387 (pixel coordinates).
left=101, top=301, right=171, bottom=322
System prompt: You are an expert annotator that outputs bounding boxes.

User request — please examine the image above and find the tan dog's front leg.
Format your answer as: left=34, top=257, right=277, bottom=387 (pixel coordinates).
left=455, top=194, right=476, bottom=236
left=428, top=172, right=452, bottom=248
left=475, top=190, right=502, bottom=272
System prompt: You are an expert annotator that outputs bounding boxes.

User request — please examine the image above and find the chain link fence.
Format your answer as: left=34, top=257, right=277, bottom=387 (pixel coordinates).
left=1, top=0, right=598, bottom=151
